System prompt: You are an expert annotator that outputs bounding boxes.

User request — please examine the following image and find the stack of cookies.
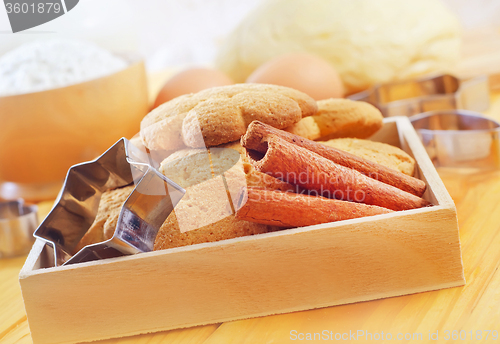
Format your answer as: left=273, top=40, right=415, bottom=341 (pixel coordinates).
left=75, top=83, right=428, bottom=252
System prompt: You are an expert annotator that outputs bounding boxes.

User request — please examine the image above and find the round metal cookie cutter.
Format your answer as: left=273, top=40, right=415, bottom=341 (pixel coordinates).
left=0, top=199, right=38, bottom=258
left=410, top=110, right=500, bottom=169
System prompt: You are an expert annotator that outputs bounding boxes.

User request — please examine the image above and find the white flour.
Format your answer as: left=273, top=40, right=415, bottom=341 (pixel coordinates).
left=0, top=39, right=128, bottom=97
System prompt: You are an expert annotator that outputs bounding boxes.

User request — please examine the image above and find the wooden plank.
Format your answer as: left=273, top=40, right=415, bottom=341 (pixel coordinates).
left=462, top=255, right=500, bottom=332
left=0, top=200, right=55, bottom=343
left=93, top=325, right=220, bottom=344
left=0, top=256, right=30, bottom=340
left=0, top=321, right=32, bottom=344
left=0, top=298, right=220, bottom=344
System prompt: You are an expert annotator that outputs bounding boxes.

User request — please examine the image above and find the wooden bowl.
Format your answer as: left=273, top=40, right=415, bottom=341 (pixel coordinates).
left=0, top=61, right=149, bottom=200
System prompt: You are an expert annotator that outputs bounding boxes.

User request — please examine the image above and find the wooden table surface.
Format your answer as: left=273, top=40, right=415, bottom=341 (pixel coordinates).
left=3, top=30, right=500, bottom=344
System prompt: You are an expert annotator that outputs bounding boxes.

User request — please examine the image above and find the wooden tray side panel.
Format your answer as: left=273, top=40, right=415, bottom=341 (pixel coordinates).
left=369, top=117, right=455, bottom=206
left=397, top=118, right=455, bottom=207
left=20, top=207, right=463, bottom=344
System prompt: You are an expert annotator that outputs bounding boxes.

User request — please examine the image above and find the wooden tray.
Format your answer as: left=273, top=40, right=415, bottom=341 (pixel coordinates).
left=18, top=116, right=465, bottom=344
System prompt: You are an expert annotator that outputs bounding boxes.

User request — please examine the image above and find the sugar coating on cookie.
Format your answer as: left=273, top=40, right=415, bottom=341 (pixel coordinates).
left=314, top=98, right=383, bottom=140
left=285, top=116, right=321, bottom=140
left=320, top=138, right=415, bottom=176
left=140, top=84, right=317, bottom=151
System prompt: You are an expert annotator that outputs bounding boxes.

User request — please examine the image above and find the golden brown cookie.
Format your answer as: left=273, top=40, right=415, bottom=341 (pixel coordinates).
left=73, top=185, right=134, bottom=254
left=313, top=98, right=383, bottom=140
left=320, top=138, right=416, bottom=176
left=159, top=148, right=212, bottom=189
left=168, top=175, right=236, bottom=234
left=140, top=84, right=317, bottom=151
left=284, top=116, right=321, bottom=140
left=154, top=212, right=278, bottom=250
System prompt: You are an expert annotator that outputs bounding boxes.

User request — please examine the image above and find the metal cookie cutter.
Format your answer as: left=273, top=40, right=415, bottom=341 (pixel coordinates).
left=410, top=110, right=500, bottom=169
left=34, top=138, right=185, bottom=267
left=348, top=74, right=490, bottom=117
left=0, top=199, right=38, bottom=258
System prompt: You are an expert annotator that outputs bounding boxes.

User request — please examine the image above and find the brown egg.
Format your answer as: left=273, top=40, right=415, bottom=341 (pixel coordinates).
left=153, top=68, right=234, bottom=108
left=246, top=53, right=344, bottom=100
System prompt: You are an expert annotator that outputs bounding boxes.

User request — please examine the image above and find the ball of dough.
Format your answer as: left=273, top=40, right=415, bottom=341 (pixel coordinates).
left=216, top=0, right=461, bottom=94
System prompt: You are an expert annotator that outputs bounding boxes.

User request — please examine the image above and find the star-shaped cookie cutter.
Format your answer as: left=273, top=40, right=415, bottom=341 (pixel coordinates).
left=34, top=138, right=185, bottom=267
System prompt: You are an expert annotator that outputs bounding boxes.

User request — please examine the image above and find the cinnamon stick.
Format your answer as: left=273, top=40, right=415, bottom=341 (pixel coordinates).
left=235, top=187, right=393, bottom=228
left=242, top=120, right=426, bottom=197
left=244, top=135, right=431, bottom=211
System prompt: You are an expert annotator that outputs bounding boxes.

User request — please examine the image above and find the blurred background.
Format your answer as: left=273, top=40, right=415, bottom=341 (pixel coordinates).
left=1, top=0, right=500, bottom=72
left=0, top=0, right=263, bottom=70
